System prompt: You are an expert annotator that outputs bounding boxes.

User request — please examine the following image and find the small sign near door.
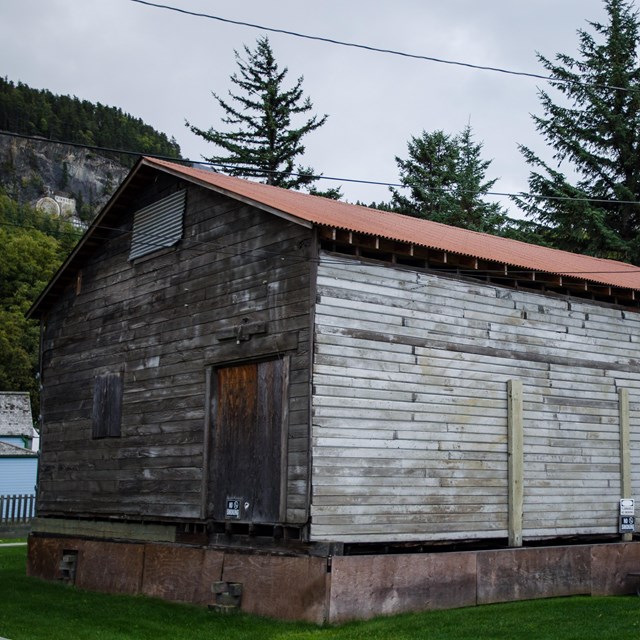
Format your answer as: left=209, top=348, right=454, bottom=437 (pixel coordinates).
left=225, top=497, right=242, bottom=519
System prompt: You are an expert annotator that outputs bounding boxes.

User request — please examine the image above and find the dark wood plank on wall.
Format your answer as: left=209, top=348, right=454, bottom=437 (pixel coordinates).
left=38, top=177, right=313, bottom=524
left=91, top=372, right=123, bottom=438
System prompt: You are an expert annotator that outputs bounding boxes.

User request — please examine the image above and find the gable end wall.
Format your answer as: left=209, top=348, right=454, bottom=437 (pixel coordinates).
left=38, top=178, right=313, bottom=524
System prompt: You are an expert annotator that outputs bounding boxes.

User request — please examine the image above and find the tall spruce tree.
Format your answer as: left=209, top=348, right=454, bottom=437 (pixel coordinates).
left=515, top=0, right=640, bottom=263
left=186, top=36, right=332, bottom=193
left=390, top=125, right=508, bottom=234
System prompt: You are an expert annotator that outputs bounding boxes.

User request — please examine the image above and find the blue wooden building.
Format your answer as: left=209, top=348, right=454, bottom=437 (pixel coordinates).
left=0, top=392, right=38, bottom=497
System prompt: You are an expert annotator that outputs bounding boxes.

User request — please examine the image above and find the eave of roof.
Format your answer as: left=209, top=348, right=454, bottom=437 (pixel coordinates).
left=144, top=157, right=640, bottom=292
left=27, top=155, right=640, bottom=318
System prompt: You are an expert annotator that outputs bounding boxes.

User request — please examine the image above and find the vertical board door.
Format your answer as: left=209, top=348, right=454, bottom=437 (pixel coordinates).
left=208, top=358, right=285, bottom=523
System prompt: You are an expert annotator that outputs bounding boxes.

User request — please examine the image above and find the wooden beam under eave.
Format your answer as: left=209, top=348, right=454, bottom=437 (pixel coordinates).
left=610, top=287, right=637, bottom=302
left=585, top=282, right=615, bottom=298
left=482, top=260, right=503, bottom=275
left=425, top=249, right=447, bottom=265
left=455, top=255, right=479, bottom=270
left=378, top=237, right=399, bottom=254
left=537, top=273, right=563, bottom=287
left=350, top=233, right=376, bottom=250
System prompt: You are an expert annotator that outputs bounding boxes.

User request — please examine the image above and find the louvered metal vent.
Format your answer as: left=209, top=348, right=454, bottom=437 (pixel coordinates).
left=129, top=190, right=186, bottom=260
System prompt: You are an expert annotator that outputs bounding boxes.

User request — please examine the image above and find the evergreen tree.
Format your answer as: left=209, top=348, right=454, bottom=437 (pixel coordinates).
left=390, top=125, right=508, bottom=234
left=0, top=76, right=182, bottom=166
left=186, top=36, right=331, bottom=192
left=515, top=0, right=640, bottom=263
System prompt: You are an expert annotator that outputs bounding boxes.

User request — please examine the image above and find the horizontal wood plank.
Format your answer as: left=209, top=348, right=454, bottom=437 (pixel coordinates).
left=311, top=254, right=640, bottom=543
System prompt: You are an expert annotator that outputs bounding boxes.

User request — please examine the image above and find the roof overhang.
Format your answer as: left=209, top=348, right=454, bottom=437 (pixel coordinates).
left=27, top=156, right=640, bottom=319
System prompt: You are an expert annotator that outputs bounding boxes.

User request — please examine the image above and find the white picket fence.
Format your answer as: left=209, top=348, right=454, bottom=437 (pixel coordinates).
left=0, top=494, right=36, bottom=524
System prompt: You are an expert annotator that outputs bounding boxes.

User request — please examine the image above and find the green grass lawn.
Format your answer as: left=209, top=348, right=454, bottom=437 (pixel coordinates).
left=2, top=544, right=640, bottom=639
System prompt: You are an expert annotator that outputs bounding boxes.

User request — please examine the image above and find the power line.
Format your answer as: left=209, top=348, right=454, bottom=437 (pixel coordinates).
left=3, top=130, right=640, bottom=208
left=0, top=130, right=180, bottom=162
left=4, top=167, right=640, bottom=279
left=129, top=0, right=634, bottom=93
left=5, top=217, right=640, bottom=278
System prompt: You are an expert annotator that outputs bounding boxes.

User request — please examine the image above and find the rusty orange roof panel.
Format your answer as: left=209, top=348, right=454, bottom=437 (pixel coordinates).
left=145, top=157, right=640, bottom=292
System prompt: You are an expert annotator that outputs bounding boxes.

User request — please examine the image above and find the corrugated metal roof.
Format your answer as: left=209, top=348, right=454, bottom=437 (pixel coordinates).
left=144, top=157, right=640, bottom=292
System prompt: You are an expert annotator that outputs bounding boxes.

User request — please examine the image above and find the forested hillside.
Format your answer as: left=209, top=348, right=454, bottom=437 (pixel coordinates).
left=0, top=192, right=80, bottom=419
left=0, top=76, right=181, bottom=164
left=0, top=76, right=186, bottom=220
left=0, top=77, right=185, bottom=419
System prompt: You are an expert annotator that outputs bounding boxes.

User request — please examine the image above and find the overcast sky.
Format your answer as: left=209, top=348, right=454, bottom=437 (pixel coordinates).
left=0, top=0, right=610, bottom=217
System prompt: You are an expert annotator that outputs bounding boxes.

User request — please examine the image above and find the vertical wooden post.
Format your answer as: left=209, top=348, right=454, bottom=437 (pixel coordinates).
left=508, top=380, right=524, bottom=547
left=279, top=356, right=291, bottom=523
left=619, top=388, right=633, bottom=542
left=200, top=367, right=213, bottom=520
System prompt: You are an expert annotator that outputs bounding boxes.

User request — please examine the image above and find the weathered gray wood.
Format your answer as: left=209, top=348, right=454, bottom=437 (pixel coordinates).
left=279, top=356, right=291, bottom=522
left=311, top=254, right=640, bottom=544
left=507, top=380, right=524, bottom=547
left=38, top=182, right=313, bottom=524
left=619, top=388, right=633, bottom=542
left=30, top=517, right=176, bottom=542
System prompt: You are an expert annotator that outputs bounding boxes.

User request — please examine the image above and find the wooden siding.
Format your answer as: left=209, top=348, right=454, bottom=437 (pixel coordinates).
left=38, top=178, right=312, bottom=523
left=311, top=254, right=640, bottom=543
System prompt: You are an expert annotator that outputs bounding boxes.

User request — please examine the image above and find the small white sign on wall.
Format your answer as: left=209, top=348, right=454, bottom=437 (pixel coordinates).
left=620, top=499, right=635, bottom=516
left=620, top=499, right=635, bottom=533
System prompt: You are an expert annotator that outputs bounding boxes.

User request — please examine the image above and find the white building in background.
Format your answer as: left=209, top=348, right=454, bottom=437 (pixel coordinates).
left=35, top=190, right=87, bottom=230
left=52, top=192, right=76, bottom=216
left=0, top=392, right=38, bottom=496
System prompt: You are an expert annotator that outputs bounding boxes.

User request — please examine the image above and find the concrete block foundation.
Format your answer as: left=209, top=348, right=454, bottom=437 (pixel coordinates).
left=27, top=535, right=640, bottom=623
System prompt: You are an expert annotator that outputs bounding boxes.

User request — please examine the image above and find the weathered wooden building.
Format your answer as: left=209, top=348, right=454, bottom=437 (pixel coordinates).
left=27, top=157, right=640, bottom=622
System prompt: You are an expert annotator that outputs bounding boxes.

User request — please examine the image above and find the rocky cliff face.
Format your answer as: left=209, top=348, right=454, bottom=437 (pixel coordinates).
left=0, top=134, right=128, bottom=220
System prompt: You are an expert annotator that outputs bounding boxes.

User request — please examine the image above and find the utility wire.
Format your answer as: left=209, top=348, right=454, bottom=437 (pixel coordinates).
left=3, top=130, right=640, bottom=208
left=129, top=0, right=634, bottom=93
left=0, top=131, right=181, bottom=163
left=4, top=174, right=640, bottom=279
left=5, top=217, right=640, bottom=278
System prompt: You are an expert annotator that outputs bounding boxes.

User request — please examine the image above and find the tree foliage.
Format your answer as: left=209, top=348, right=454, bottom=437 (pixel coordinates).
left=0, top=192, right=80, bottom=420
left=389, top=125, right=508, bottom=234
left=515, top=0, right=640, bottom=263
left=186, top=36, right=337, bottom=195
left=0, top=76, right=182, bottom=165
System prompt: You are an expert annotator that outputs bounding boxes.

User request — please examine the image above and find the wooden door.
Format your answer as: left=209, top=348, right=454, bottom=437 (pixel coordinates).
left=207, top=358, right=286, bottom=523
